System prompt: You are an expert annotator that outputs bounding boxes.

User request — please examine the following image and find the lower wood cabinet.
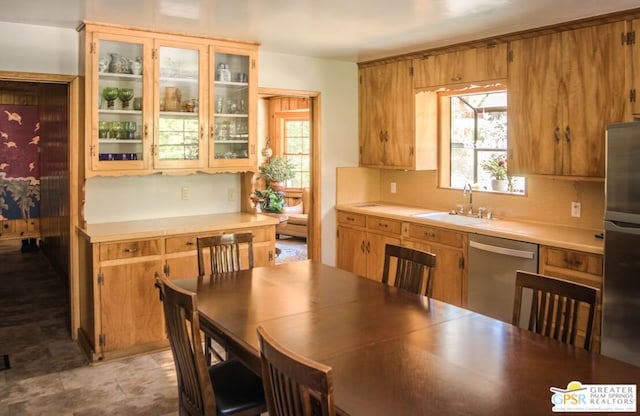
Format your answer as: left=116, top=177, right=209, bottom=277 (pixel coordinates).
left=336, top=212, right=401, bottom=281
left=78, top=224, right=275, bottom=362
left=402, top=223, right=467, bottom=307
left=539, top=245, right=603, bottom=351
left=336, top=210, right=467, bottom=306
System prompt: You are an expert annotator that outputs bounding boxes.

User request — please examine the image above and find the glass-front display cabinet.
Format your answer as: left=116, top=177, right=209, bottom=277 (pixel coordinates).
left=210, top=47, right=257, bottom=168
left=90, top=34, right=152, bottom=172
left=82, top=23, right=258, bottom=176
left=154, top=42, right=206, bottom=169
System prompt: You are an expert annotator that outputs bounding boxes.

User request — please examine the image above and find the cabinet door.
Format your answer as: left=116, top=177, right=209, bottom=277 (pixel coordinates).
left=508, top=33, right=563, bottom=175
left=358, top=65, right=386, bottom=167
left=337, top=226, right=367, bottom=277
left=561, top=22, right=627, bottom=177
left=99, top=259, right=165, bottom=353
left=404, top=240, right=464, bottom=307
left=154, top=40, right=208, bottom=169
left=633, top=19, right=640, bottom=116
left=413, top=45, right=507, bottom=88
left=91, top=32, right=153, bottom=173
left=366, top=232, right=401, bottom=282
left=381, top=60, right=414, bottom=169
left=210, top=45, right=257, bottom=168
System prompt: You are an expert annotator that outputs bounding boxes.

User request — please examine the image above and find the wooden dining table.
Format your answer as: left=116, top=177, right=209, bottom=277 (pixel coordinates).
left=173, top=260, right=639, bottom=415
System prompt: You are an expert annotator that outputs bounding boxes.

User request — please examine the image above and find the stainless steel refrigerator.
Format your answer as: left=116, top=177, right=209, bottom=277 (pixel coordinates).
left=602, top=121, right=640, bottom=367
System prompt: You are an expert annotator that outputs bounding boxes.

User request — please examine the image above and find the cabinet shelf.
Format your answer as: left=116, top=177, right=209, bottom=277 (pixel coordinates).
left=215, top=81, right=249, bottom=88
left=99, top=109, right=142, bottom=115
left=99, top=138, right=142, bottom=143
left=99, top=73, right=143, bottom=81
left=159, top=111, right=199, bottom=118
left=214, top=113, right=248, bottom=118
left=159, top=75, right=198, bottom=83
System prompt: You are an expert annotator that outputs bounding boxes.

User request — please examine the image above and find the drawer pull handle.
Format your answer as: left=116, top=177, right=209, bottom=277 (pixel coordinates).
left=347, top=216, right=355, bottom=221
left=186, top=241, right=195, bottom=246
left=123, top=247, right=139, bottom=253
left=379, top=223, right=388, bottom=228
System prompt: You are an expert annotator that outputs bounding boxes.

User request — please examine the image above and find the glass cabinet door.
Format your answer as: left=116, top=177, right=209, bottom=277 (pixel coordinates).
left=155, top=42, right=206, bottom=169
left=211, top=49, right=255, bottom=166
left=94, top=36, right=150, bottom=171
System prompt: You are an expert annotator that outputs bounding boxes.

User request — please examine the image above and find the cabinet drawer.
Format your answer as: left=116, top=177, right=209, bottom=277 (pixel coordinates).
left=406, top=223, right=463, bottom=248
left=367, top=216, right=402, bottom=235
left=543, top=247, right=602, bottom=276
left=99, top=239, right=162, bottom=261
left=337, top=212, right=366, bottom=227
left=166, top=236, right=198, bottom=253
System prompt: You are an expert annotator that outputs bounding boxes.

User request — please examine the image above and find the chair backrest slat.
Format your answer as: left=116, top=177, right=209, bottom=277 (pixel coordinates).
left=512, top=271, right=598, bottom=350
left=382, top=244, right=436, bottom=296
left=197, top=232, right=254, bottom=276
left=257, top=325, right=335, bottom=416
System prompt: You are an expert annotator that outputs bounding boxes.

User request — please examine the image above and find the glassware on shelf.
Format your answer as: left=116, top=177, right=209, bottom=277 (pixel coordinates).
left=102, top=87, right=119, bottom=110
left=118, top=88, right=134, bottom=109
left=122, top=121, right=137, bottom=139
left=99, top=121, right=109, bottom=138
left=109, top=121, right=122, bottom=139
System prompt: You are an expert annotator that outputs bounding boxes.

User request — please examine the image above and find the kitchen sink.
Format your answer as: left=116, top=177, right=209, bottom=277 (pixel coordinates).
left=412, top=211, right=488, bottom=225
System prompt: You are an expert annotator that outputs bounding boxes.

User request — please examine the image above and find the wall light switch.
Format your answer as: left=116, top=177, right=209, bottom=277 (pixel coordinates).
left=227, top=188, right=235, bottom=202
left=391, top=182, right=397, bottom=193
left=571, top=201, right=581, bottom=218
left=181, top=186, right=190, bottom=200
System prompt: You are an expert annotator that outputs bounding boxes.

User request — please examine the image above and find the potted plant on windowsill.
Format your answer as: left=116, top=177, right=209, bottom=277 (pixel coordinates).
left=258, top=156, right=296, bottom=193
left=481, top=154, right=509, bottom=192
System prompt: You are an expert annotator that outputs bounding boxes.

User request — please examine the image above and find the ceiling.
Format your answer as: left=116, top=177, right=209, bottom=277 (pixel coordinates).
left=0, top=0, right=638, bottom=62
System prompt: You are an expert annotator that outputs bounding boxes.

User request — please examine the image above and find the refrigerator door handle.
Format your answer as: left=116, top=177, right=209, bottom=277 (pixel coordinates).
left=604, top=220, right=640, bottom=235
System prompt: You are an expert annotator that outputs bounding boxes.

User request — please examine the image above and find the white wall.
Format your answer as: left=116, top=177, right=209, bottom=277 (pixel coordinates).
left=0, top=22, right=78, bottom=75
left=84, top=173, right=241, bottom=223
left=0, top=21, right=359, bottom=266
left=259, top=51, right=359, bottom=266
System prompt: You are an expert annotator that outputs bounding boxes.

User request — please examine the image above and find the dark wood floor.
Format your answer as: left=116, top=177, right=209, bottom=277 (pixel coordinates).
left=0, top=240, right=179, bottom=415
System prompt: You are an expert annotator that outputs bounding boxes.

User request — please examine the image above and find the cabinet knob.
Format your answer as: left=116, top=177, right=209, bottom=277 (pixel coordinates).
left=360, top=240, right=365, bottom=253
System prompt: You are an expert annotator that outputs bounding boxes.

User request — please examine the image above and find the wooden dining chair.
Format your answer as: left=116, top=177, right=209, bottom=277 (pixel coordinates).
left=256, top=325, right=335, bottom=416
left=197, top=232, right=254, bottom=363
left=155, top=273, right=266, bottom=416
left=196, top=232, right=254, bottom=276
left=512, top=270, right=598, bottom=350
left=382, top=244, right=437, bottom=296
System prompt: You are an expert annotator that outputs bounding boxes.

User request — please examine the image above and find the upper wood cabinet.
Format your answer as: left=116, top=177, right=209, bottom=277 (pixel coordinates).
left=358, top=60, right=435, bottom=170
left=413, top=43, right=508, bottom=89
left=508, top=21, right=627, bottom=178
left=79, top=23, right=258, bottom=177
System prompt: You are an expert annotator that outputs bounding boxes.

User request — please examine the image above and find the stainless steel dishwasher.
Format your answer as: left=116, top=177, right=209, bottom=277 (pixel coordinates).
left=467, top=234, right=538, bottom=325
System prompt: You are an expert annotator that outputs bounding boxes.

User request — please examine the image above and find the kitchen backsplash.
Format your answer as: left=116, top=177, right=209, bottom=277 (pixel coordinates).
left=336, top=167, right=605, bottom=231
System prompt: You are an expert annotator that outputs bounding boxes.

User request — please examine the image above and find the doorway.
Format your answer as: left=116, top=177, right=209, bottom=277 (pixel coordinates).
left=258, top=88, right=321, bottom=262
left=0, top=72, right=80, bottom=338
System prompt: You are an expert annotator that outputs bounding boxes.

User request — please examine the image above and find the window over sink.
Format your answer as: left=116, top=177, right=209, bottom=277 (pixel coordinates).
left=434, top=85, right=525, bottom=194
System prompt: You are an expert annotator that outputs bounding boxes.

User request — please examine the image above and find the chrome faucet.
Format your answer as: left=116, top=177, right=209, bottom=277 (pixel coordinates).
left=463, top=183, right=473, bottom=216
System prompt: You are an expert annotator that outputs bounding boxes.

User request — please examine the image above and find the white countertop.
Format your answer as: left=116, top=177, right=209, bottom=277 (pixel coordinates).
left=335, top=202, right=603, bottom=254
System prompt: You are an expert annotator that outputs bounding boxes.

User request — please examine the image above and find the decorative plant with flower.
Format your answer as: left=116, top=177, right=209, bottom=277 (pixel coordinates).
left=481, top=154, right=508, bottom=180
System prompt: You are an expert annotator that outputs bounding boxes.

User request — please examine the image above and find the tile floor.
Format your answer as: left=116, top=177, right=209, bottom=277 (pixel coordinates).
left=0, top=240, right=179, bottom=415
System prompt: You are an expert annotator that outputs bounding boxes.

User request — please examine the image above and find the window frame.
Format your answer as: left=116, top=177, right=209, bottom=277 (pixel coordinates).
left=275, top=110, right=310, bottom=191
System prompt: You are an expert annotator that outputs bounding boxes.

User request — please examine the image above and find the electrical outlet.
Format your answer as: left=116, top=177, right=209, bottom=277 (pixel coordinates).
left=181, top=186, right=190, bottom=200
left=227, top=188, right=235, bottom=202
left=571, top=201, right=581, bottom=218
left=391, top=182, right=397, bottom=193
